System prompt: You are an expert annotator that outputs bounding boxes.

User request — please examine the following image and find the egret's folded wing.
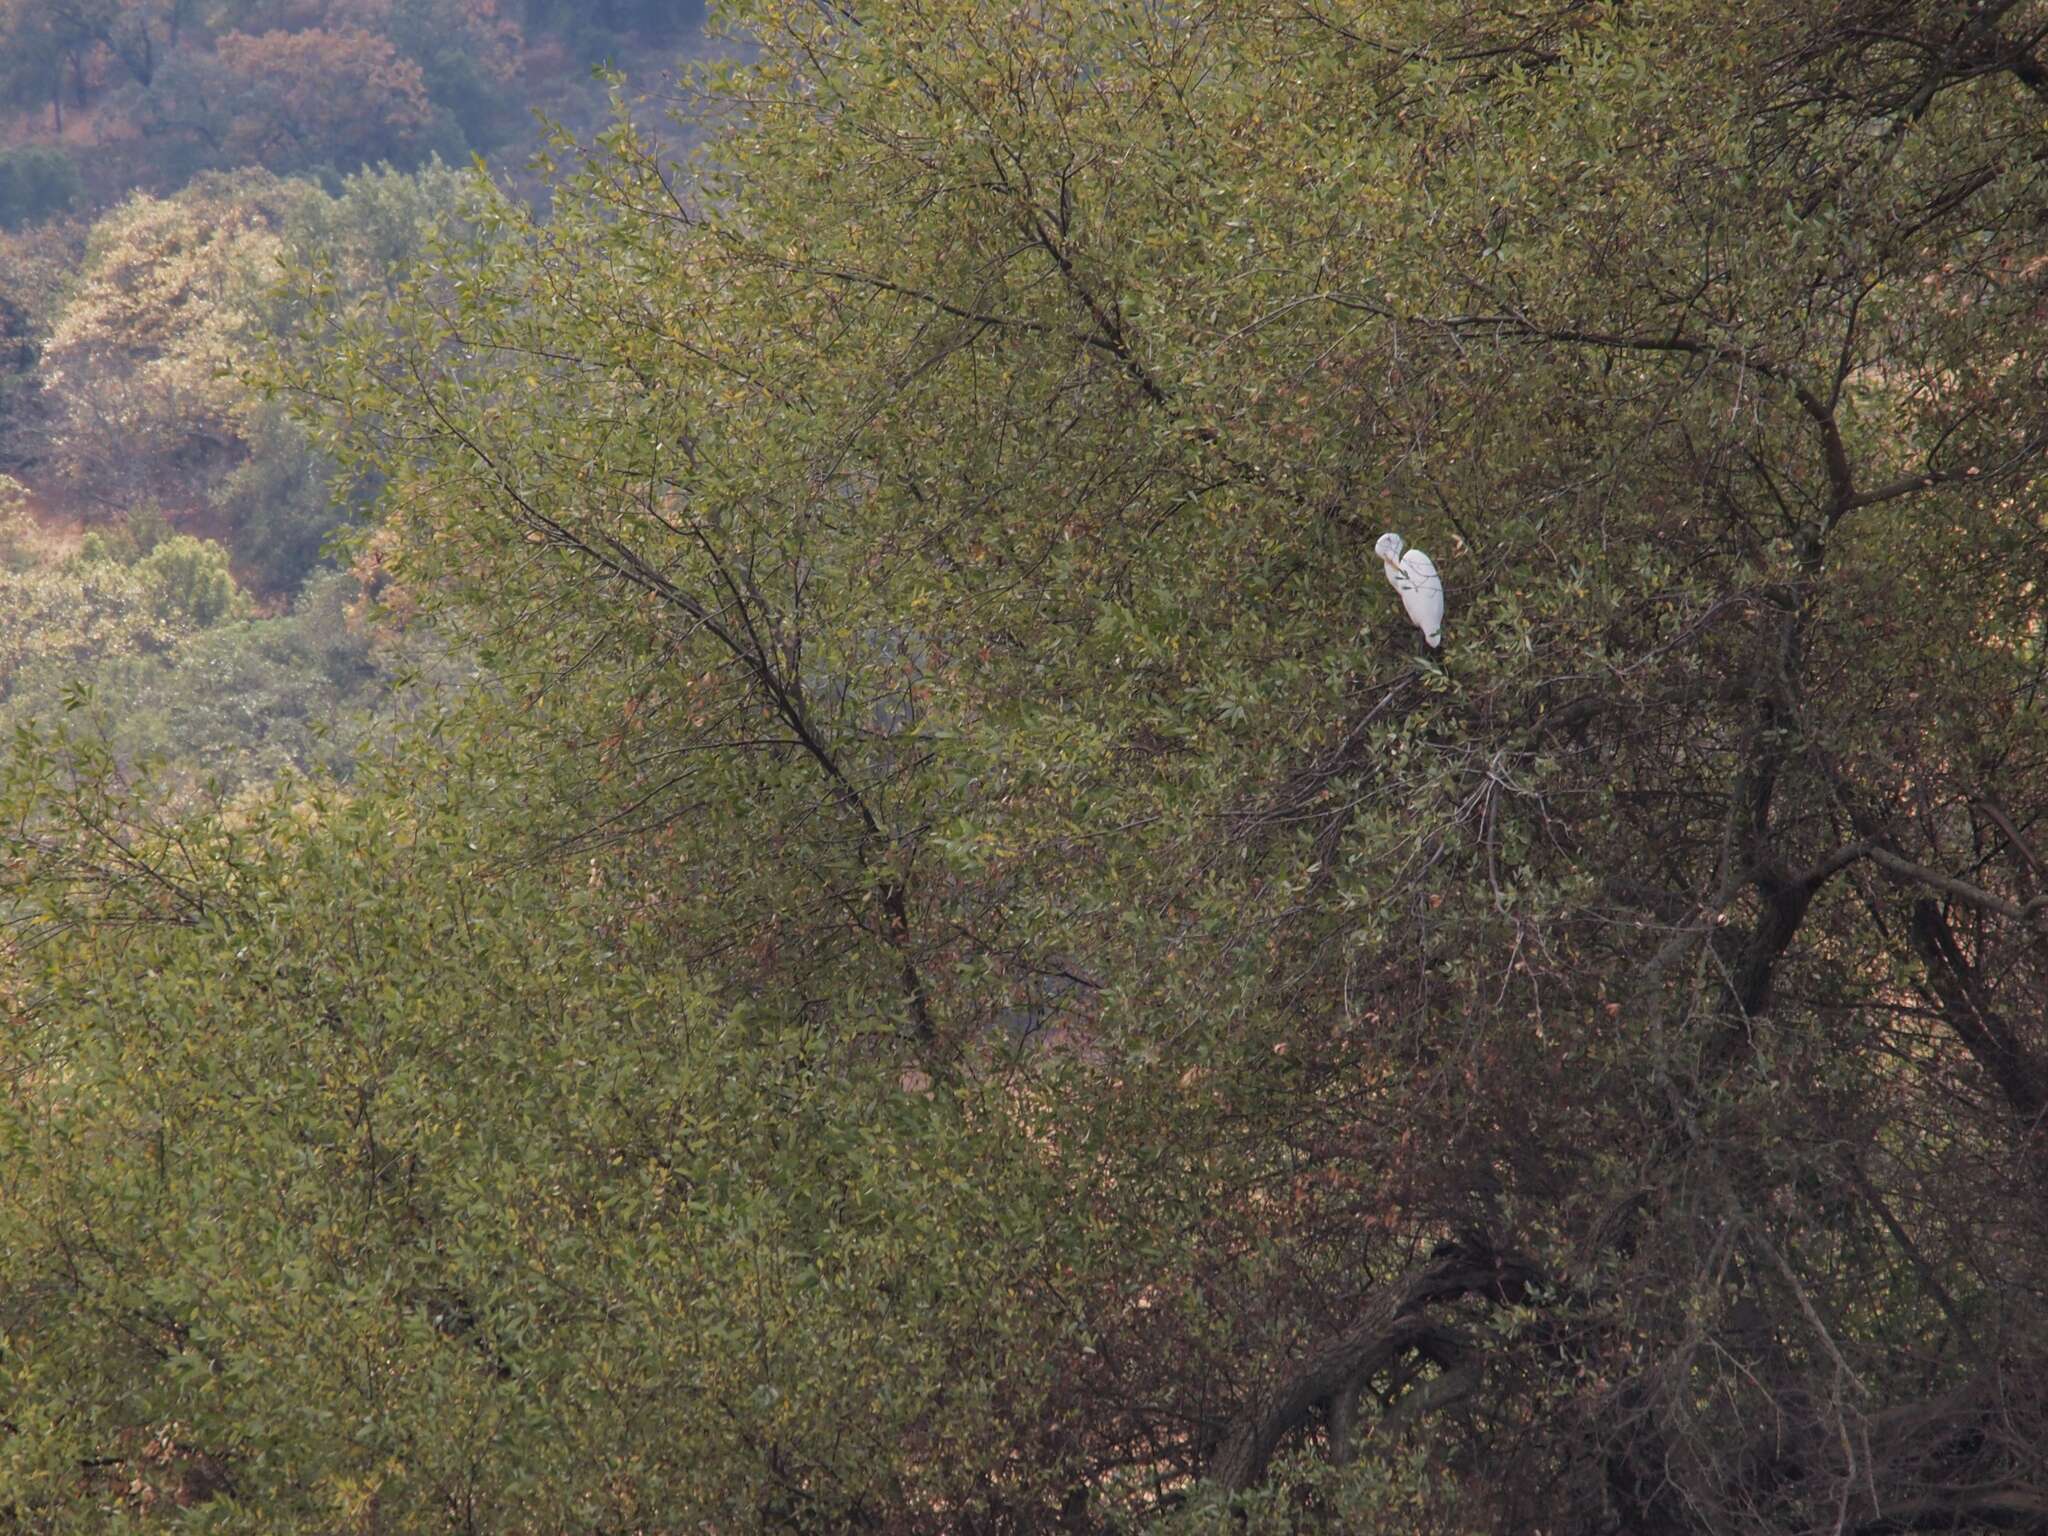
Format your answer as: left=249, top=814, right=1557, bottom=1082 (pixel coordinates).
left=1401, top=549, right=1445, bottom=647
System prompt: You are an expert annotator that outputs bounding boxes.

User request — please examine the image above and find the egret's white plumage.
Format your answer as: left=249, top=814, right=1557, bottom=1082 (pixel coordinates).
left=1375, top=532, right=1444, bottom=648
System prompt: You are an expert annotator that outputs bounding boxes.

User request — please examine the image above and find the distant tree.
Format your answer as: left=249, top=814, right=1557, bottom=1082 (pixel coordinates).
left=215, top=0, right=521, bottom=150
left=55, top=0, right=168, bottom=87
left=0, top=146, right=80, bottom=230
left=379, top=0, right=523, bottom=153
left=0, top=0, right=195, bottom=114
left=0, top=218, right=81, bottom=342
left=274, top=155, right=465, bottom=288
left=0, top=0, right=75, bottom=129
left=38, top=172, right=294, bottom=506
left=228, top=160, right=464, bottom=591
left=0, top=555, right=185, bottom=698
left=209, top=27, right=431, bottom=172
left=135, top=531, right=239, bottom=624
left=207, top=400, right=335, bottom=590
left=333, top=0, right=520, bottom=88
left=0, top=563, right=396, bottom=800
left=37, top=162, right=456, bottom=586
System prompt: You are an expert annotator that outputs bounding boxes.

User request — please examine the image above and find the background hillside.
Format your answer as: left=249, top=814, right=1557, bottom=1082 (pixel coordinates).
left=0, top=0, right=703, bottom=203
left=0, top=0, right=709, bottom=799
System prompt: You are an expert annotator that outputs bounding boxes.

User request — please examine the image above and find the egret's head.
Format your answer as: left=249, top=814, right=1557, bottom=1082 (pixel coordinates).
left=1375, top=532, right=1405, bottom=567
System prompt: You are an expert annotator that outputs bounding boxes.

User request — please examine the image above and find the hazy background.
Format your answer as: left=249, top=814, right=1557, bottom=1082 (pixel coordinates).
left=0, top=0, right=714, bottom=799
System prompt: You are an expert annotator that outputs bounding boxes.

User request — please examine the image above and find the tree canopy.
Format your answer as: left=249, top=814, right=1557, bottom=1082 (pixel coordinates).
left=5, top=0, right=2048, bottom=1529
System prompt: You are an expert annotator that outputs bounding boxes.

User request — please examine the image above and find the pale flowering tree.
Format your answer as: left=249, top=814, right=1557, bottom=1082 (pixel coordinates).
left=38, top=173, right=289, bottom=509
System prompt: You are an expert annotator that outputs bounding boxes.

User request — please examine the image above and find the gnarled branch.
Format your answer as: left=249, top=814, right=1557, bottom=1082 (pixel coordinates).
left=1206, top=1238, right=1539, bottom=1492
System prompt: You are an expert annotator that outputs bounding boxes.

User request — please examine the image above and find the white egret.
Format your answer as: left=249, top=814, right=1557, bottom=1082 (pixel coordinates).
left=1375, top=532, right=1444, bottom=648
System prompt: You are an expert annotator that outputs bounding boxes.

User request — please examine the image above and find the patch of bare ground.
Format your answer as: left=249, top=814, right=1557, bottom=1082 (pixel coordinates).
left=13, top=475, right=284, bottom=611
left=13, top=479, right=84, bottom=563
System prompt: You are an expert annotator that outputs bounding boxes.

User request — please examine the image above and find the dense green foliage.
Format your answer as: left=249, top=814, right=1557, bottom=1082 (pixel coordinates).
left=5, top=0, right=2048, bottom=1530
left=0, top=539, right=406, bottom=800
left=133, top=533, right=238, bottom=624
left=0, top=750, right=1194, bottom=1526
left=0, top=145, right=78, bottom=228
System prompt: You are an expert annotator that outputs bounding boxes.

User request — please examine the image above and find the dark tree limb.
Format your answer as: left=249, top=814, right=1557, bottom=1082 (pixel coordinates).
left=1206, top=1238, right=1538, bottom=1492
left=1908, top=899, right=2048, bottom=1132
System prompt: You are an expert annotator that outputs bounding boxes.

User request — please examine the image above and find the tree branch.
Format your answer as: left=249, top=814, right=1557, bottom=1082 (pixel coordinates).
left=1206, top=1238, right=1538, bottom=1492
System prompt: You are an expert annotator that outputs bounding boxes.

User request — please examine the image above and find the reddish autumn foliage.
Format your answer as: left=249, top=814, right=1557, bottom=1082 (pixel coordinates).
left=233, top=0, right=522, bottom=84
left=212, top=26, right=430, bottom=169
